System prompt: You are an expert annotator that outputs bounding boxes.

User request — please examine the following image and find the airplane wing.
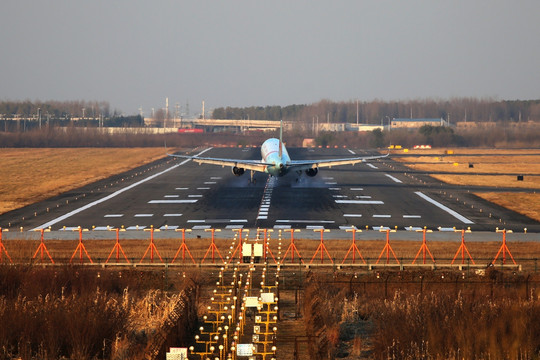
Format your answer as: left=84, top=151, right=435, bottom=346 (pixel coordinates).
left=287, top=153, right=389, bottom=171
left=168, top=153, right=273, bottom=173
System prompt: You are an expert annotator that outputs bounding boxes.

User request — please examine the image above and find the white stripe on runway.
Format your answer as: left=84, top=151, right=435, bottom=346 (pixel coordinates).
left=276, top=219, right=335, bottom=223
left=32, top=148, right=212, bottom=230
left=343, top=214, right=362, bottom=217
left=366, top=163, right=378, bottom=169
left=385, top=174, right=403, bottom=183
left=415, top=191, right=474, bottom=224
left=335, top=200, right=384, bottom=204
left=348, top=149, right=356, bottom=154
left=104, top=214, right=123, bottom=218
left=148, top=200, right=198, bottom=204
left=373, top=214, right=391, bottom=218
left=134, top=214, right=153, bottom=217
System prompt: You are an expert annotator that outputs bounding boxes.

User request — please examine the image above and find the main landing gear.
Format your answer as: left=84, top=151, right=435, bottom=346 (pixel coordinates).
left=249, top=170, right=257, bottom=184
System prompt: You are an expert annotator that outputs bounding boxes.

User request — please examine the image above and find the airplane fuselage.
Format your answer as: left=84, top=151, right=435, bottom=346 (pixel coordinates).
left=261, top=138, right=291, bottom=176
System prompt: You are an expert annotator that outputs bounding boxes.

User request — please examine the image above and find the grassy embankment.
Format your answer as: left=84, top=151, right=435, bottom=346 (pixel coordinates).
left=0, top=148, right=174, bottom=215
left=395, top=148, right=540, bottom=221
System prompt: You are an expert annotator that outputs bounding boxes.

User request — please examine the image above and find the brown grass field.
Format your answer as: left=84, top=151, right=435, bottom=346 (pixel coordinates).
left=395, top=148, right=540, bottom=221
left=0, top=148, right=176, bottom=215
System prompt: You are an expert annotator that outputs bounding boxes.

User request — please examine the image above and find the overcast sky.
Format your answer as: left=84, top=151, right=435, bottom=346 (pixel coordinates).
left=1, top=1, right=539, bottom=115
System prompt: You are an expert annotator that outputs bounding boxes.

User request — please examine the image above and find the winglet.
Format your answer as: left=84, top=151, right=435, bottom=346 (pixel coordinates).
left=279, top=120, right=283, bottom=158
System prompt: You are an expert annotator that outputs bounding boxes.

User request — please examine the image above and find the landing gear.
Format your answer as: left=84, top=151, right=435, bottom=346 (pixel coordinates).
left=249, top=170, right=256, bottom=184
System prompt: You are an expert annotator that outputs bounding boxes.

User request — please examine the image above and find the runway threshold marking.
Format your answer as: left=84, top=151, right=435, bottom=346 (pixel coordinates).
left=31, top=148, right=213, bottom=230
left=414, top=191, right=474, bottom=224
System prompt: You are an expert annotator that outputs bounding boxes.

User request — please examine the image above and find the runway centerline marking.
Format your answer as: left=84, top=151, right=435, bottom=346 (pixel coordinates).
left=32, top=148, right=212, bottom=230
left=104, top=214, right=123, bottom=218
left=415, top=191, right=474, bottom=224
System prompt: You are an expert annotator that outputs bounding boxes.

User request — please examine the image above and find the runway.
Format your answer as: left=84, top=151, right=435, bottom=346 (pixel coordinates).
left=1, top=147, right=539, bottom=234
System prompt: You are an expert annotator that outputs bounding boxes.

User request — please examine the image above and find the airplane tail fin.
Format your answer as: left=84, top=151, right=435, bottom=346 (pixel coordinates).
left=279, top=120, right=283, bottom=158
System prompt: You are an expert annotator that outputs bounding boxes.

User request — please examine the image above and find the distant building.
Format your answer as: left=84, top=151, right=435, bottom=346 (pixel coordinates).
left=391, top=118, right=450, bottom=129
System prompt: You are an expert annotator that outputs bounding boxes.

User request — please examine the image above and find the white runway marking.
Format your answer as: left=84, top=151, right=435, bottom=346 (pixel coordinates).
left=439, top=227, right=456, bottom=232
left=257, top=176, right=275, bottom=221
left=350, top=188, right=364, bottom=191
left=335, top=200, right=384, bottom=204
left=306, top=225, right=325, bottom=230
left=197, top=187, right=211, bottom=190
left=148, top=200, right=198, bottom=204
left=60, top=227, right=79, bottom=231
left=226, top=225, right=244, bottom=229
left=273, top=225, right=291, bottom=229
left=32, top=148, right=212, bottom=230
left=187, top=219, right=248, bottom=224
left=356, top=195, right=372, bottom=199
left=276, top=219, right=335, bottom=224
left=93, top=226, right=112, bottom=231
left=373, top=226, right=391, bottom=231
left=164, top=213, right=183, bottom=217
left=175, top=187, right=189, bottom=190
left=405, top=226, right=423, bottom=231
left=204, top=181, right=217, bottom=184
left=104, top=214, right=123, bottom=218
left=210, top=177, right=222, bottom=180
left=325, top=182, right=338, bottom=185
left=403, top=215, right=421, bottom=218
left=188, top=194, right=203, bottom=198
left=348, top=149, right=356, bottom=154
left=385, top=174, right=403, bottom=183
left=323, top=177, right=334, bottom=180
left=366, top=163, right=378, bottom=169
left=192, top=225, right=211, bottom=230
left=126, top=225, right=146, bottom=230
left=373, top=214, right=391, bottom=218
left=134, top=214, right=153, bottom=217
left=160, top=225, right=178, bottom=230
left=333, top=195, right=348, bottom=198
left=415, top=191, right=474, bottom=224
left=344, top=214, right=362, bottom=217
left=328, top=187, right=341, bottom=191
left=164, top=195, right=180, bottom=198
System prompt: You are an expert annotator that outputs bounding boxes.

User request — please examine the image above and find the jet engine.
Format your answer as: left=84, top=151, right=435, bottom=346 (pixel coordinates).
left=232, top=166, right=245, bottom=176
left=305, top=168, right=318, bottom=177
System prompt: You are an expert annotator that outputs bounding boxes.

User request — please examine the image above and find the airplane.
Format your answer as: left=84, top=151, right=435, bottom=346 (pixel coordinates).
left=167, top=121, right=388, bottom=183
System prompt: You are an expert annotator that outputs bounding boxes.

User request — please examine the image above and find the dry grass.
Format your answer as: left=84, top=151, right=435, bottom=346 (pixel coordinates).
left=395, top=148, right=540, bottom=221
left=0, top=148, right=173, bottom=214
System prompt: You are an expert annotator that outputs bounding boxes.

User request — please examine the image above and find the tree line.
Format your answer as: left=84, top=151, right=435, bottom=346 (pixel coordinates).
left=212, top=98, right=540, bottom=124
left=0, top=100, right=116, bottom=118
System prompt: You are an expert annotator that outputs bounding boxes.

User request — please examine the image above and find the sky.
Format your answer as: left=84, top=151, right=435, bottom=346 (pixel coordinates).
left=1, top=1, right=539, bottom=116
